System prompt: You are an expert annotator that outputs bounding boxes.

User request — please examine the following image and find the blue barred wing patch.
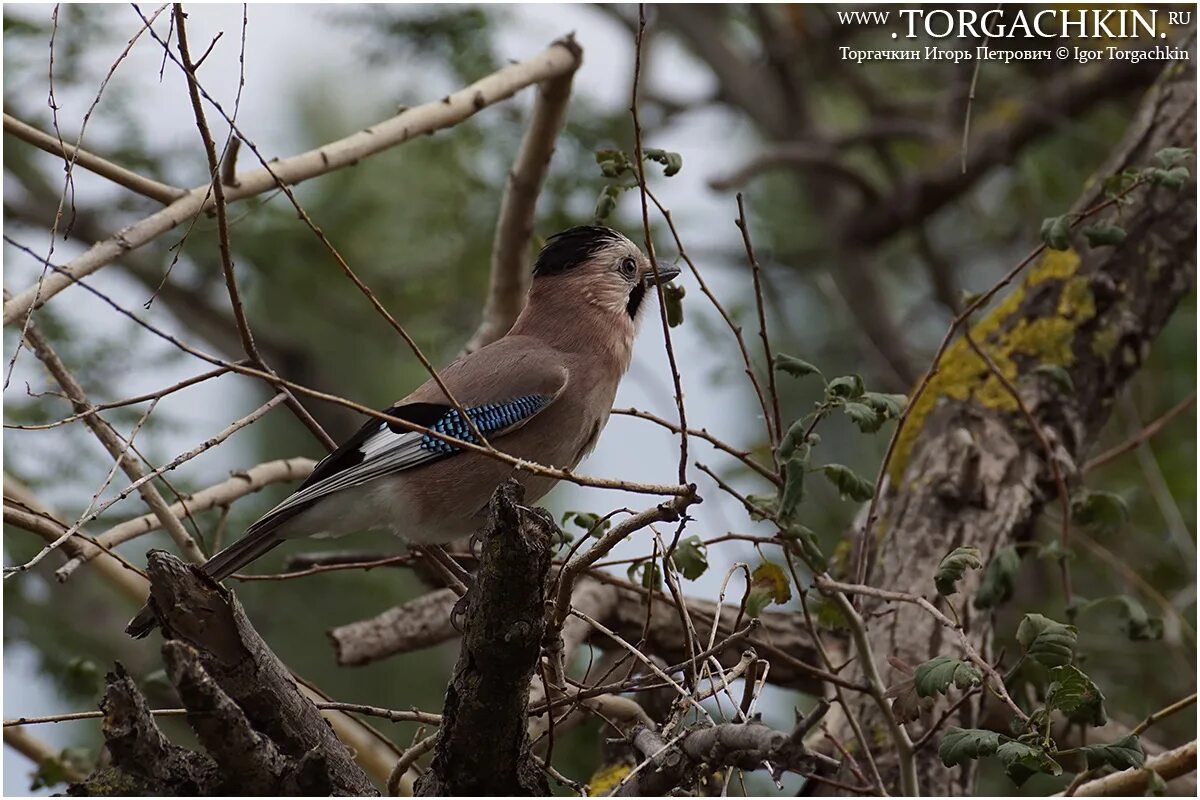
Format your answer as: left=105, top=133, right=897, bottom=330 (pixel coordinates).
left=421, top=394, right=551, bottom=454
left=252, top=394, right=553, bottom=525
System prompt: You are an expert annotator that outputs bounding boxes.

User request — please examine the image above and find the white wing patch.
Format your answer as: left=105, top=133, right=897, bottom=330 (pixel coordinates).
left=246, top=394, right=553, bottom=533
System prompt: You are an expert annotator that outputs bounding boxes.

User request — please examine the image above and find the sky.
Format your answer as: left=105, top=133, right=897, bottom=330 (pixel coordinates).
left=2, top=4, right=804, bottom=793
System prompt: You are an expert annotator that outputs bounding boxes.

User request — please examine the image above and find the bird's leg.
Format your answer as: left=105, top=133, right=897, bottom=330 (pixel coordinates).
left=411, top=544, right=472, bottom=631
left=414, top=544, right=471, bottom=596
left=539, top=627, right=568, bottom=691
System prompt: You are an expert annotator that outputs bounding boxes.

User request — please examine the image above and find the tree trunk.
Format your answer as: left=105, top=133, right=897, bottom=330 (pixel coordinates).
left=838, top=55, right=1196, bottom=796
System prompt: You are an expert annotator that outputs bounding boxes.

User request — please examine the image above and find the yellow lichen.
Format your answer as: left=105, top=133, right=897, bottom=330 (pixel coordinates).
left=588, top=762, right=633, bottom=795
left=1029, top=248, right=1081, bottom=285
left=889, top=249, right=1094, bottom=481
left=1092, top=327, right=1119, bottom=358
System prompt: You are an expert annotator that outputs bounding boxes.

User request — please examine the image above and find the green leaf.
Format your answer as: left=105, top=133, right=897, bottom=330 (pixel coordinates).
left=997, top=740, right=1063, bottom=786
left=843, top=401, right=884, bottom=433
left=1083, top=224, right=1127, bottom=248
left=827, top=374, right=865, bottom=399
left=1072, top=490, right=1129, bottom=533
left=562, top=511, right=611, bottom=538
left=1147, top=166, right=1190, bottom=190
left=1017, top=613, right=1078, bottom=667
left=1077, top=735, right=1144, bottom=771
left=672, top=536, right=708, bottom=580
left=782, top=521, right=827, bottom=572
left=1144, top=765, right=1169, bottom=795
left=1037, top=538, right=1075, bottom=563
left=914, top=656, right=982, bottom=697
left=1114, top=595, right=1164, bottom=641
left=778, top=454, right=807, bottom=521
left=1033, top=363, right=1075, bottom=394
left=862, top=391, right=906, bottom=419
left=820, top=464, right=874, bottom=502
left=627, top=560, right=662, bottom=590
left=885, top=657, right=932, bottom=723
left=974, top=545, right=1021, bottom=609
left=939, top=727, right=1003, bottom=767
left=1103, top=169, right=1141, bottom=198
left=644, top=148, right=683, bottom=177
left=663, top=282, right=685, bottom=327
left=1047, top=664, right=1107, bottom=726
left=774, top=354, right=822, bottom=380
left=746, top=560, right=791, bottom=618
left=593, top=184, right=622, bottom=222
left=142, top=668, right=173, bottom=692
left=744, top=493, right=779, bottom=522
left=936, top=545, right=983, bottom=596
left=809, top=595, right=849, bottom=631
left=31, top=756, right=69, bottom=791
left=595, top=149, right=633, bottom=178
left=64, top=657, right=103, bottom=697
left=777, top=419, right=809, bottom=461
left=1155, top=147, right=1193, bottom=169
left=1040, top=215, right=1073, bottom=251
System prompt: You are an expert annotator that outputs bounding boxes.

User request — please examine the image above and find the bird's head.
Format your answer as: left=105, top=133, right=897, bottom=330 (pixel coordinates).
left=530, top=226, right=680, bottom=323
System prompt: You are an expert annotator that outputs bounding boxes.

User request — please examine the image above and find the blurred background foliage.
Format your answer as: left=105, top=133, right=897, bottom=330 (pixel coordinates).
left=3, top=4, right=1194, bottom=795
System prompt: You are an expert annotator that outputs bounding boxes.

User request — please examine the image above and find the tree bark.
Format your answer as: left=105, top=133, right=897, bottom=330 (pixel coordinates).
left=414, top=480, right=554, bottom=796
left=837, top=54, right=1196, bottom=795
left=68, top=552, right=378, bottom=796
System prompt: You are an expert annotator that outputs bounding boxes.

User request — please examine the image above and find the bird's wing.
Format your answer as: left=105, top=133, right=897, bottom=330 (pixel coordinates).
left=244, top=340, right=569, bottom=537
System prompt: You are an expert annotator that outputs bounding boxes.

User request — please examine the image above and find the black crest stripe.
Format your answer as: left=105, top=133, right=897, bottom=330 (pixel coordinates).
left=533, top=225, right=623, bottom=277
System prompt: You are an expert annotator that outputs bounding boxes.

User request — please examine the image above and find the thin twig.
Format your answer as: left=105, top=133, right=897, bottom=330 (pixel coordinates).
left=1084, top=391, right=1196, bottom=471
left=964, top=330, right=1073, bottom=604
left=734, top=194, right=783, bottom=457
left=12, top=319, right=204, bottom=573
left=464, top=37, right=581, bottom=353
left=5, top=362, right=236, bottom=430
left=643, top=185, right=777, bottom=469
left=613, top=406, right=779, bottom=485
left=3, top=113, right=187, bottom=203
left=173, top=3, right=334, bottom=452
left=630, top=5, right=688, bottom=486
left=4, top=36, right=581, bottom=326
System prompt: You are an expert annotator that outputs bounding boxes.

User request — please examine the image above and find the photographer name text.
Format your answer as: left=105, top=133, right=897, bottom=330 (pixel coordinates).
left=839, top=44, right=1189, bottom=65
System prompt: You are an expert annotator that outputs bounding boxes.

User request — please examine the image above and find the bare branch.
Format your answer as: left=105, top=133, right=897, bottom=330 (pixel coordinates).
left=3, top=726, right=87, bottom=785
left=415, top=481, right=553, bottom=796
left=3, top=38, right=583, bottom=326
left=1065, top=740, right=1196, bottom=797
left=1084, top=390, right=1197, bottom=471
left=14, top=320, right=204, bottom=570
left=464, top=37, right=582, bottom=353
left=3, top=112, right=187, bottom=204
left=57, top=457, right=314, bottom=580
left=710, top=143, right=880, bottom=200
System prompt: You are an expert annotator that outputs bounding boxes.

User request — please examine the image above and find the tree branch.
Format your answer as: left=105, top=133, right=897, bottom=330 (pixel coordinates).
left=414, top=480, right=553, bottom=796
left=3, top=38, right=583, bottom=326
left=16, top=320, right=205, bottom=570
left=615, top=715, right=832, bottom=796
left=836, top=53, right=1196, bottom=794
left=1066, top=740, right=1196, bottom=797
left=464, top=36, right=581, bottom=353
left=844, top=58, right=1160, bottom=247
left=56, top=457, right=315, bottom=580
left=100, top=550, right=382, bottom=795
left=3, top=112, right=187, bottom=204
left=328, top=572, right=829, bottom=694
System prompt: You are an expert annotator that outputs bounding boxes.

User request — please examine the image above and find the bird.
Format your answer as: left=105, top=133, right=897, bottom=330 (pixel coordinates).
left=126, top=225, right=679, bottom=637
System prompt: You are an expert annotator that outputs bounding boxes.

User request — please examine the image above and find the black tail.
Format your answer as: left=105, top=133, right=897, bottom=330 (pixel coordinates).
left=124, top=528, right=284, bottom=638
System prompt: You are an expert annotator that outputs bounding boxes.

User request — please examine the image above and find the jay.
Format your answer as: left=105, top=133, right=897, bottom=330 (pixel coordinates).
left=127, top=225, right=679, bottom=637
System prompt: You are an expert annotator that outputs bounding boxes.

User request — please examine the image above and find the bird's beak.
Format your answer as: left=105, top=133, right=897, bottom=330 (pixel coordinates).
left=643, top=264, right=681, bottom=287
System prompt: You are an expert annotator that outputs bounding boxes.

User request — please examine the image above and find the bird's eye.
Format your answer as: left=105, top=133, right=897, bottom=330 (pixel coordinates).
left=619, top=257, right=637, bottom=278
